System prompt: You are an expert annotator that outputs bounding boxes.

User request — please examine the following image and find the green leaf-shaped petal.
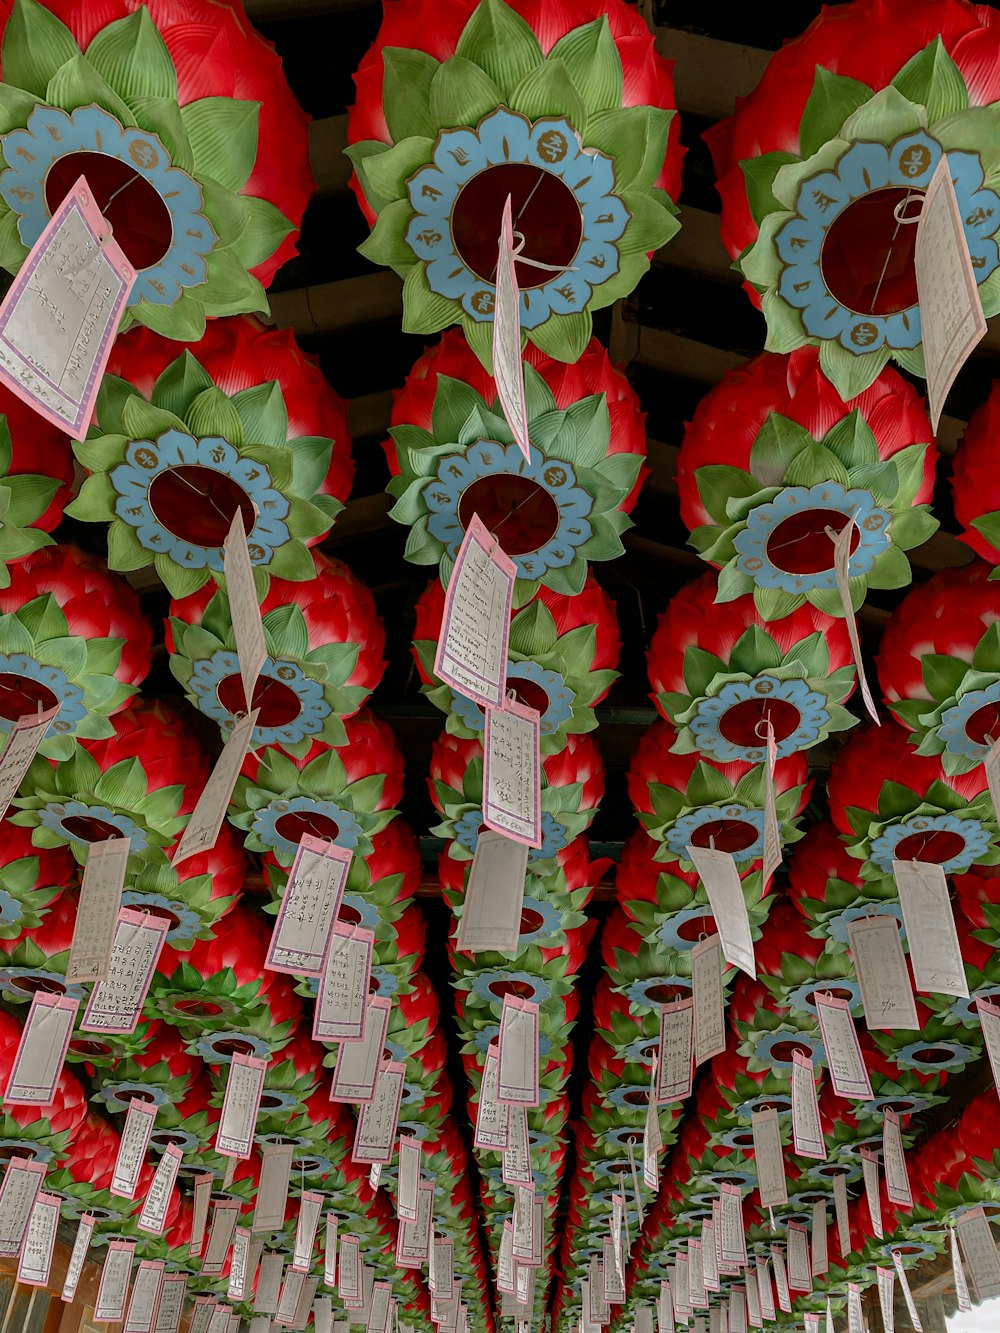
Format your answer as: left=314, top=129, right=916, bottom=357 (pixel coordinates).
left=508, top=58, right=587, bottom=135
left=428, top=57, right=502, bottom=129
left=381, top=47, right=440, bottom=143
left=549, top=17, right=623, bottom=115
left=180, top=97, right=259, bottom=194
left=45, top=52, right=136, bottom=125
left=892, top=38, right=968, bottom=126
left=799, top=67, right=875, bottom=159
left=2, top=0, right=81, bottom=99
left=454, top=0, right=544, bottom=98
left=85, top=8, right=178, bottom=105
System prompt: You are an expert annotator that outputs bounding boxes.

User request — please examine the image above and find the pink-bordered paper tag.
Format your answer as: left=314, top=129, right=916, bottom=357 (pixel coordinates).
left=4, top=990, right=78, bottom=1105
left=352, top=1061, right=406, bottom=1165
left=496, top=995, right=540, bottom=1106
left=111, top=1097, right=158, bottom=1199
left=815, top=992, right=873, bottom=1100
left=124, top=1259, right=165, bottom=1333
left=138, top=1144, right=183, bottom=1235
left=80, top=908, right=169, bottom=1035
left=61, top=1212, right=96, bottom=1302
left=215, top=1053, right=267, bottom=1158
left=0, top=1157, right=45, bottom=1258
left=0, top=177, right=134, bottom=440
left=266, top=834, right=351, bottom=977
left=434, top=513, right=515, bottom=709
left=483, top=696, right=541, bottom=848
left=313, top=921, right=375, bottom=1044
left=94, top=1238, right=137, bottom=1322
left=0, top=703, right=60, bottom=823
left=16, top=1191, right=60, bottom=1287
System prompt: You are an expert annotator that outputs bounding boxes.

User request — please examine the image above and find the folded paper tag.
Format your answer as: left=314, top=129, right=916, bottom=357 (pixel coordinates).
left=656, top=998, right=694, bottom=1103
left=124, top=1260, right=165, bottom=1333
left=80, top=908, right=169, bottom=1035
left=846, top=913, right=919, bottom=1031
left=228, top=1229, right=253, bottom=1302
left=111, top=1097, right=158, bottom=1199
left=474, top=1044, right=510, bottom=1150
left=955, top=1207, right=1000, bottom=1302
left=0, top=177, right=134, bottom=439
left=314, top=922, right=374, bottom=1043
left=267, top=835, right=351, bottom=977
left=692, top=934, right=726, bottom=1064
left=833, top=1171, right=851, bottom=1260
left=215, top=1053, right=267, bottom=1158
left=980, top=995, right=1000, bottom=1095
left=324, top=1213, right=338, bottom=1286
left=501, top=1103, right=532, bottom=1187
left=138, top=1144, right=183, bottom=1235
left=254, top=1254, right=284, bottom=1315
left=882, top=1109, right=912, bottom=1208
left=811, top=1202, right=828, bottom=1277
left=352, top=1061, right=406, bottom=1165
left=484, top=697, right=541, bottom=847
left=497, top=1222, right=515, bottom=1296
left=154, top=1274, right=187, bottom=1333
left=791, top=1050, right=824, bottom=1160
left=751, top=1108, right=787, bottom=1208
left=189, top=1173, right=213, bottom=1258
left=493, top=196, right=530, bottom=461
left=832, top=518, right=880, bottom=723
left=891, top=1251, right=923, bottom=1331
left=397, top=1136, right=422, bottom=1224
left=0, top=705, right=60, bottom=823
left=223, top=510, right=266, bottom=711
left=202, top=1198, right=240, bottom=1276
left=67, top=836, right=129, bottom=982
left=787, top=1222, right=811, bottom=1293
left=396, top=1183, right=433, bottom=1268
left=330, top=996, right=392, bottom=1104
left=770, top=1245, right=790, bottom=1313
left=861, top=1147, right=883, bottom=1241
left=815, top=993, right=873, bottom=1100
left=434, top=513, right=515, bottom=708
left=497, top=995, right=540, bottom=1106
left=456, top=830, right=527, bottom=954
left=702, top=1219, right=719, bottom=1293
left=762, top=722, right=781, bottom=887
left=755, top=1258, right=774, bottom=1322
left=252, top=1141, right=294, bottom=1234
left=17, top=1191, right=60, bottom=1287
left=877, top=1266, right=895, bottom=1333
left=95, top=1239, right=137, bottom=1322
left=173, top=709, right=259, bottom=864
left=687, top=845, right=755, bottom=978
left=291, top=1191, right=324, bottom=1273
left=892, top=858, right=969, bottom=998
left=61, top=1212, right=95, bottom=1302
left=658, top=1282, right=675, bottom=1333
left=719, top=1183, right=747, bottom=1269
left=3, top=990, right=78, bottom=1106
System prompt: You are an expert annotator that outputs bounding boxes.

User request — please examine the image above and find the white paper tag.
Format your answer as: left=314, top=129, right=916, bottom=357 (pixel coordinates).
left=673, top=1258, right=690, bottom=1319
left=702, top=1220, right=719, bottom=1293
left=154, top=1274, right=187, bottom=1333
left=276, top=1268, right=306, bottom=1326
left=877, top=1266, right=895, bottom=1333
left=658, top=1282, right=675, bottom=1333
left=862, top=1148, right=883, bottom=1240
left=832, top=517, right=879, bottom=723
left=397, top=1136, right=422, bottom=1224
left=497, top=1221, right=515, bottom=1295
left=691, top=935, right=726, bottom=1064
left=755, top=1259, right=774, bottom=1322
left=833, top=1171, right=851, bottom=1259
left=497, top=995, right=540, bottom=1105
left=228, top=1228, right=253, bottom=1301
left=434, top=513, right=515, bottom=709
left=223, top=509, right=266, bottom=711
left=643, top=1088, right=662, bottom=1192
left=252, top=1141, right=294, bottom=1233
left=292, top=1276, right=319, bottom=1330
left=720, top=1184, right=747, bottom=1269
left=656, top=999, right=694, bottom=1102
left=846, top=914, right=919, bottom=1030
left=324, top=1213, right=339, bottom=1285
left=751, top=1108, right=787, bottom=1208
left=95, top=1241, right=136, bottom=1321
left=173, top=709, right=259, bottom=864
left=190, top=1298, right=217, bottom=1333
left=891, top=1251, right=923, bottom=1331
left=67, top=836, right=129, bottom=982
left=0, top=178, right=134, bottom=439
left=745, top=1272, right=761, bottom=1330
left=254, top=1253, right=284, bottom=1314
left=815, top=993, right=873, bottom=1099
left=770, top=1246, right=790, bottom=1313
left=956, top=1207, right=1000, bottom=1301
left=493, top=196, right=530, bottom=461
left=762, top=723, right=781, bottom=887
left=188, top=1173, right=213, bottom=1258
left=267, top=835, right=352, bottom=977
left=330, top=996, right=392, bottom=1103
left=790, top=1050, right=824, bottom=1159
left=811, top=1202, right=829, bottom=1276
left=16, top=1191, right=59, bottom=1287
left=81, top=908, right=169, bottom=1034
left=61, top=1212, right=95, bottom=1302
left=987, top=735, right=1000, bottom=825
left=430, top=1237, right=456, bottom=1300
left=367, top=1282, right=393, bottom=1333
left=124, top=1260, right=165, bottom=1333
left=456, top=830, right=527, bottom=954
left=787, top=1222, right=811, bottom=1293
left=951, top=1226, right=973, bottom=1312
left=202, top=1198, right=240, bottom=1275
left=916, top=154, right=988, bottom=431
left=3, top=991, right=78, bottom=1105
left=353, top=1061, right=406, bottom=1164
left=396, top=1183, right=433, bottom=1268
left=137, top=1144, right=182, bottom=1234
left=980, top=996, right=1000, bottom=1095
left=289, top=1190, right=323, bottom=1273
left=111, top=1097, right=158, bottom=1199
left=339, top=1234, right=361, bottom=1302
left=484, top=698, right=541, bottom=847
left=882, top=1109, right=912, bottom=1208
left=502, top=1103, right=532, bottom=1187
left=474, top=1044, right=510, bottom=1150
left=314, top=1296, right=334, bottom=1333
left=892, top=859, right=969, bottom=998
left=0, top=704, right=61, bottom=822
left=602, top=1236, right=625, bottom=1304
left=208, top=1306, right=231, bottom=1333
left=314, top=922, right=374, bottom=1043
left=216, top=1053, right=267, bottom=1158
left=686, top=846, right=755, bottom=977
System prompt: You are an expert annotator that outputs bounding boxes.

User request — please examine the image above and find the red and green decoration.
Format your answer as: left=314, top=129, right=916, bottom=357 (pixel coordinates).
left=676, top=349, right=936, bottom=618
left=413, top=574, right=619, bottom=753
left=628, top=718, right=811, bottom=871
left=828, top=720, right=1000, bottom=881
left=0, top=545, right=151, bottom=762
left=347, top=0, right=681, bottom=364
left=706, top=0, right=1000, bottom=395
left=953, top=379, right=1000, bottom=571
left=121, top=821, right=246, bottom=948
left=647, top=572, right=856, bottom=761
left=386, top=330, right=645, bottom=600
left=229, top=709, right=404, bottom=867
left=0, top=818, right=72, bottom=941
left=0, top=0, right=313, bottom=339
left=10, top=700, right=208, bottom=867
left=69, top=317, right=351, bottom=598
left=0, top=385, right=74, bottom=588
left=878, top=560, right=1000, bottom=774
left=168, top=550, right=385, bottom=756
left=788, top=819, right=906, bottom=953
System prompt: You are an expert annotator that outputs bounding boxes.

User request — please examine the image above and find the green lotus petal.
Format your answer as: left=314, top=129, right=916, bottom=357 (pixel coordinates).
left=197, top=246, right=269, bottom=317
left=741, top=214, right=790, bottom=291
left=3, top=473, right=58, bottom=526
left=454, top=0, right=544, bottom=98
left=549, top=17, right=623, bottom=116
left=772, top=138, right=849, bottom=212
left=85, top=7, right=178, bottom=105
left=527, top=309, right=591, bottom=363
left=893, top=38, right=968, bottom=124
left=153, top=552, right=206, bottom=597
left=0, top=81, right=40, bottom=135
left=741, top=150, right=800, bottom=228
left=135, top=292, right=207, bottom=342
left=45, top=52, right=136, bottom=126
left=344, top=140, right=394, bottom=215
left=799, top=67, right=874, bottom=158
left=840, top=83, right=928, bottom=142
left=381, top=47, right=439, bottom=143
left=819, top=338, right=890, bottom=398
left=429, top=56, right=502, bottom=127
left=127, top=93, right=193, bottom=173
left=508, top=57, right=587, bottom=134
left=180, top=97, right=259, bottom=194
left=0, top=207, right=27, bottom=274
left=364, top=136, right=435, bottom=206
left=402, top=262, right=456, bottom=336
left=2, top=0, right=81, bottom=100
